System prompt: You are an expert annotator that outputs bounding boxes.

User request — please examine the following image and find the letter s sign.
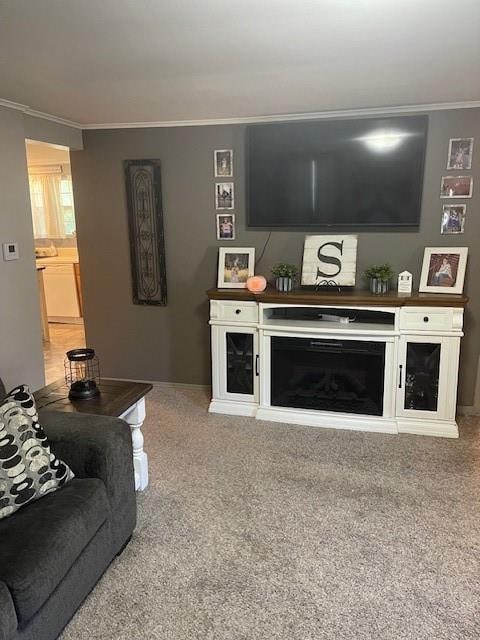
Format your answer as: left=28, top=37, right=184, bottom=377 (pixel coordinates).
left=316, top=241, right=343, bottom=278
left=301, top=235, right=358, bottom=286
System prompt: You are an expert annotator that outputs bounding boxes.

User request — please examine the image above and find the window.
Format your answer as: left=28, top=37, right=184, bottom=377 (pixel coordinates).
left=29, top=178, right=47, bottom=237
left=59, top=178, right=76, bottom=236
left=28, top=169, right=76, bottom=238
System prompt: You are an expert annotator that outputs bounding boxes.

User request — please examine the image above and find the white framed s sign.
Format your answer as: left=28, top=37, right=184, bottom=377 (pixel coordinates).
left=301, top=235, right=358, bottom=286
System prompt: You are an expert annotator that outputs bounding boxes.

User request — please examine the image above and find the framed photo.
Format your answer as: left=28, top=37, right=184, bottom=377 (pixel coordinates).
left=215, top=182, right=234, bottom=209
left=419, top=247, right=468, bottom=294
left=301, top=235, right=358, bottom=286
left=441, top=205, right=466, bottom=235
left=447, top=137, right=474, bottom=170
left=216, top=214, right=235, bottom=240
left=440, top=175, right=473, bottom=198
left=214, top=149, right=233, bottom=177
left=217, top=248, right=255, bottom=288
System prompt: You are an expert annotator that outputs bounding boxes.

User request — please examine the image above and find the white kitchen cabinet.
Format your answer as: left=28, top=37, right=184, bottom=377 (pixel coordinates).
left=43, top=263, right=82, bottom=322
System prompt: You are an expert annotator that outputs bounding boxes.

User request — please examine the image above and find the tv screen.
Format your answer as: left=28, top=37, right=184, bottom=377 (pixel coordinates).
left=246, top=115, right=428, bottom=228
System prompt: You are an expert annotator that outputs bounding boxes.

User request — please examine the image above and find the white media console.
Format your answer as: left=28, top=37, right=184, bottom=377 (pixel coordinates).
left=207, top=288, right=468, bottom=438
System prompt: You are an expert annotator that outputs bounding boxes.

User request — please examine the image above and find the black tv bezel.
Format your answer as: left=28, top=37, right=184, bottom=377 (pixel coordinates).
left=245, top=114, right=428, bottom=230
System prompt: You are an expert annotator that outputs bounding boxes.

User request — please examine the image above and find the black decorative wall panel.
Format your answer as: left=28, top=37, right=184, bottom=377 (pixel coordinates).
left=124, top=159, right=167, bottom=305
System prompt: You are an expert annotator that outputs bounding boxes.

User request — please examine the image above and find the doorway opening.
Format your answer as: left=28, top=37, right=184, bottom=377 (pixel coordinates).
left=25, top=140, right=85, bottom=384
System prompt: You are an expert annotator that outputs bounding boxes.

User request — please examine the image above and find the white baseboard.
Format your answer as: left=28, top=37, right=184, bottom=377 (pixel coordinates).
left=105, top=377, right=209, bottom=391
left=151, top=380, right=210, bottom=391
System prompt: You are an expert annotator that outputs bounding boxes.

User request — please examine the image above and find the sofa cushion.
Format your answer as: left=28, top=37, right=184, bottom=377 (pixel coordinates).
left=0, top=477, right=109, bottom=627
left=0, top=580, right=17, bottom=640
left=0, top=385, right=74, bottom=520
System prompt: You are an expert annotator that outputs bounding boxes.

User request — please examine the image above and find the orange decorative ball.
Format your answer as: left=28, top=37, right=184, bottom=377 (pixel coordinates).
left=246, top=275, right=267, bottom=293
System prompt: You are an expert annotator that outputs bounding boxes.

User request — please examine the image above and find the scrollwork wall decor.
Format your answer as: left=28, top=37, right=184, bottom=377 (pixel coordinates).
left=124, top=159, right=167, bottom=305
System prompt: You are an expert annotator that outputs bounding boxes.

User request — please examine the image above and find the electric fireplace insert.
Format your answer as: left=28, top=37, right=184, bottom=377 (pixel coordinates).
left=271, top=336, right=385, bottom=416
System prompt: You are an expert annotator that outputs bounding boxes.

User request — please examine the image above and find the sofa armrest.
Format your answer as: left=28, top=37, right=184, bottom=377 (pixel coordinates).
left=0, top=581, right=17, bottom=640
left=38, top=409, right=135, bottom=512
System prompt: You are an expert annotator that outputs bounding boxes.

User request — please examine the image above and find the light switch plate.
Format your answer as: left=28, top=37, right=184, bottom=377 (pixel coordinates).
left=3, top=242, right=19, bottom=261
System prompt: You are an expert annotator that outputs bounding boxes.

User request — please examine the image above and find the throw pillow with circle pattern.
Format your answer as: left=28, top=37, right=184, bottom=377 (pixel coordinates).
left=0, top=384, right=74, bottom=520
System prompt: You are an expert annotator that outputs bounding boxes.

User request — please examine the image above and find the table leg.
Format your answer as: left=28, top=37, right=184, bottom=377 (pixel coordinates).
left=121, top=398, right=149, bottom=491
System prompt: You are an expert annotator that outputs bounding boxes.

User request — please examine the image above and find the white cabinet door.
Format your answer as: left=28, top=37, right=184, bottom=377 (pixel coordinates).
left=211, top=325, right=259, bottom=403
left=396, top=335, right=460, bottom=421
left=43, top=264, right=81, bottom=318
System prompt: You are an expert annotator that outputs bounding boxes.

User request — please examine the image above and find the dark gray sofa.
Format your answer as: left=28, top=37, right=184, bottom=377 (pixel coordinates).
left=0, top=381, right=137, bottom=640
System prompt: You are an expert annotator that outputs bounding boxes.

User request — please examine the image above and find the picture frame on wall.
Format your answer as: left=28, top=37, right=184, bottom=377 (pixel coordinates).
left=217, top=247, right=255, bottom=288
left=447, top=137, right=474, bottom=170
left=419, top=247, right=468, bottom=294
left=216, top=214, right=235, bottom=240
left=215, top=182, right=234, bottom=209
left=440, top=175, right=473, bottom=198
left=214, top=149, right=233, bottom=177
left=441, top=205, right=466, bottom=234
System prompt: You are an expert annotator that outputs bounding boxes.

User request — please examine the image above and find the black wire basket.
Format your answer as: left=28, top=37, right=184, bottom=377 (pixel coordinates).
left=64, top=348, right=100, bottom=399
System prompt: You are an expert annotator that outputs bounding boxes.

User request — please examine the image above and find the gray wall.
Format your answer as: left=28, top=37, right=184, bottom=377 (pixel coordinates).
left=0, top=106, right=83, bottom=391
left=23, top=113, right=83, bottom=149
left=71, top=108, right=480, bottom=406
left=0, top=107, right=44, bottom=390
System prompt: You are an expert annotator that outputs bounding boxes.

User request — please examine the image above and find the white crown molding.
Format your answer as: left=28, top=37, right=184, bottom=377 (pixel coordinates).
left=0, top=98, right=29, bottom=112
left=25, top=107, right=83, bottom=130
left=2, top=96, right=480, bottom=131
left=0, top=97, right=83, bottom=129
left=82, top=100, right=480, bottom=130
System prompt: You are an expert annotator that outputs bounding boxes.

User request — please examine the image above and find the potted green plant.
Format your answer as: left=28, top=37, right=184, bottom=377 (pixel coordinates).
left=271, top=263, right=299, bottom=292
left=363, top=263, right=395, bottom=295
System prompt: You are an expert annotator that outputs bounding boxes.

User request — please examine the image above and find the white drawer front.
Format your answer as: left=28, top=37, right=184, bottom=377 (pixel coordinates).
left=211, top=300, right=258, bottom=323
left=400, top=308, right=461, bottom=332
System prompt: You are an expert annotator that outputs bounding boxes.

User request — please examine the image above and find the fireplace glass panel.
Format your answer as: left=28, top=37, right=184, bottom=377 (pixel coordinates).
left=404, top=342, right=440, bottom=411
left=271, top=337, right=385, bottom=416
left=226, top=332, right=254, bottom=395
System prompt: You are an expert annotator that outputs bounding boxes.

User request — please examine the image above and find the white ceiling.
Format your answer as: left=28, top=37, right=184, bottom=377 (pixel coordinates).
left=1, top=0, right=480, bottom=127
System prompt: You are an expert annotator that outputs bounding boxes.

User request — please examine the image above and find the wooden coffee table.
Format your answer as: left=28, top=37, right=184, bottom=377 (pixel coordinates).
left=34, top=378, right=152, bottom=491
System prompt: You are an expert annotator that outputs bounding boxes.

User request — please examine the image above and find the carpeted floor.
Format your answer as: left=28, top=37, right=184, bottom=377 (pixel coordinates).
left=61, top=387, right=480, bottom=640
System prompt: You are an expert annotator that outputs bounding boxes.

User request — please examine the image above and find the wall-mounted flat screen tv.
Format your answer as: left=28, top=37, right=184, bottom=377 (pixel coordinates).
left=246, top=115, right=428, bottom=228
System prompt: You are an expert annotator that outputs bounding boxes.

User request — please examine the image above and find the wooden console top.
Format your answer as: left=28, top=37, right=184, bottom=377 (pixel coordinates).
left=207, top=286, right=468, bottom=307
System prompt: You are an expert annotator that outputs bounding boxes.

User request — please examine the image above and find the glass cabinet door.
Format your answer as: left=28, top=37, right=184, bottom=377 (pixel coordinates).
left=226, top=332, right=254, bottom=395
left=213, top=326, right=258, bottom=403
left=397, top=336, right=448, bottom=419
left=404, top=342, right=441, bottom=412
